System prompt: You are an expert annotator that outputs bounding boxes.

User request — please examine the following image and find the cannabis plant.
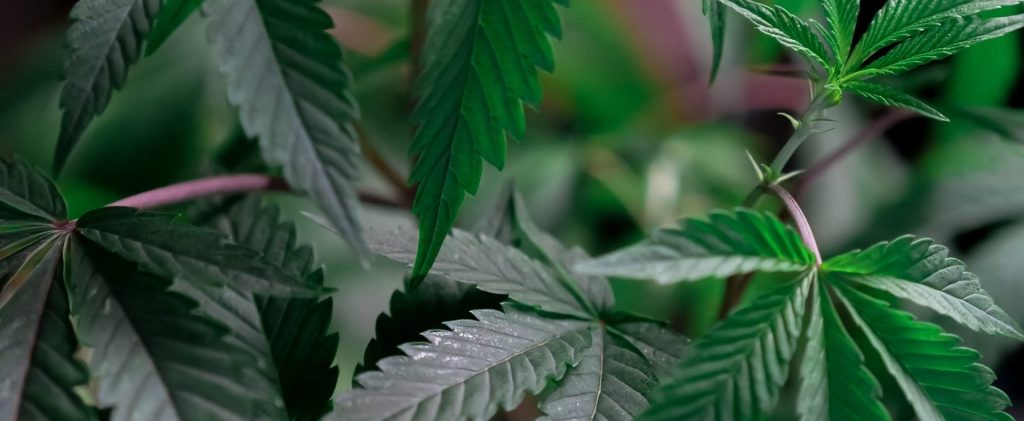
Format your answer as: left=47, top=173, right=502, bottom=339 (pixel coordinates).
left=1, top=0, right=1023, bottom=420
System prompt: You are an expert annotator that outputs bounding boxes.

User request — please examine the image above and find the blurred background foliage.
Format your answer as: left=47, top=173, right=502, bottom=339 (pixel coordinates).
left=5, top=0, right=1024, bottom=414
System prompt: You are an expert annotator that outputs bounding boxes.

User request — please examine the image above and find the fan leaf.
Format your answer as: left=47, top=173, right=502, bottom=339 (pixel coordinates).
left=821, top=0, right=859, bottom=66
left=640, top=271, right=812, bottom=421
left=76, top=207, right=318, bottom=297
left=609, top=318, right=689, bottom=381
left=56, top=0, right=161, bottom=174
left=0, top=157, right=68, bottom=223
left=843, top=81, right=948, bottom=121
left=717, top=0, right=831, bottom=69
left=334, top=305, right=592, bottom=421
left=575, top=209, right=814, bottom=284
left=205, top=0, right=366, bottom=254
left=408, top=0, right=566, bottom=282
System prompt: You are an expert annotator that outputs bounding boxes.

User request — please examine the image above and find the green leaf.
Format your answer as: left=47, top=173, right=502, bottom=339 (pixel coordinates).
left=334, top=304, right=592, bottom=421
left=67, top=238, right=283, bottom=420
left=797, top=281, right=889, bottom=421
left=575, top=209, right=814, bottom=284
left=848, top=0, right=1020, bottom=69
left=145, top=0, right=203, bottom=55
left=0, top=157, right=68, bottom=222
left=0, top=239, right=95, bottom=421
left=368, top=228, right=594, bottom=319
left=835, top=284, right=1013, bottom=421
left=539, top=326, right=655, bottom=421
left=408, top=0, right=566, bottom=282
left=825, top=236, right=1023, bottom=340
left=855, top=14, right=1024, bottom=78
left=205, top=0, right=366, bottom=254
left=56, top=0, right=162, bottom=174
left=76, top=207, right=318, bottom=297
left=609, top=318, right=690, bottom=381
left=640, top=272, right=812, bottom=421
left=195, top=197, right=340, bottom=420
left=703, top=0, right=727, bottom=83
left=821, top=0, right=859, bottom=66
left=843, top=81, right=949, bottom=121
left=717, top=0, right=831, bottom=69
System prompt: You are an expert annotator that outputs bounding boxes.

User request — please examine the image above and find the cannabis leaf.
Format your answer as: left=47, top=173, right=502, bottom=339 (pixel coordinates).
left=821, top=0, right=858, bottom=68
left=0, top=157, right=68, bottom=222
left=843, top=81, right=948, bottom=121
left=205, top=0, right=366, bottom=254
left=145, top=0, right=203, bottom=55
left=407, top=0, right=566, bottom=284
left=57, top=0, right=162, bottom=174
left=575, top=209, right=815, bottom=284
left=716, top=0, right=831, bottom=69
left=703, top=0, right=726, bottom=82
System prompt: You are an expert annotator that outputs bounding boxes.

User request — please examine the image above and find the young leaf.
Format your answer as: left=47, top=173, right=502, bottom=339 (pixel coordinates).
left=848, top=0, right=1020, bottom=68
left=0, top=239, right=95, bottom=421
left=825, top=236, right=1023, bottom=340
left=334, top=305, right=592, bottom=421
left=575, top=209, right=814, bottom=284
left=716, top=0, right=831, bottom=69
left=821, top=0, right=859, bottom=66
left=703, top=0, right=727, bottom=82
left=368, top=228, right=594, bottom=319
left=145, top=0, right=203, bottom=55
left=641, top=272, right=812, bottom=421
left=408, top=0, right=566, bottom=282
left=854, top=15, right=1024, bottom=78
left=843, top=81, right=948, bottom=121
left=67, top=239, right=283, bottom=420
left=797, top=282, right=889, bottom=421
left=835, top=284, right=1013, bottom=420
left=205, top=0, right=366, bottom=254
left=539, top=327, right=655, bottom=421
left=0, top=157, right=68, bottom=222
left=56, top=0, right=161, bottom=174
left=75, top=207, right=318, bottom=297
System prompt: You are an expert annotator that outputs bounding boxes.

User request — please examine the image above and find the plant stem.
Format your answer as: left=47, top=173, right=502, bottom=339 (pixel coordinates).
left=356, top=125, right=414, bottom=207
left=766, top=184, right=821, bottom=264
left=107, top=174, right=404, bottom=210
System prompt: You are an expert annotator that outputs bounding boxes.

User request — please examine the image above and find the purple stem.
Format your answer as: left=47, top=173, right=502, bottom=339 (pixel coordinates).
left=767, top=184, right=821, bottom=265
left=108, top=174, right=289, bottom=209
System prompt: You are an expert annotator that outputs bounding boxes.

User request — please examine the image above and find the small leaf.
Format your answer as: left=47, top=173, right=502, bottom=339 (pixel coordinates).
left=575, top=209, right=814, bottom=284
left=368, top=228, right=593, bottom=319
left=145, top=0, right=203, bottom=55
left=640, top=272, right=812, bottom=421
left=717, top=0, right=831, bottom=69
left=0, top=157, right=68, bottom=222
left=821, top=0, right=859, bottom=67
left=835, top=283, right=1013, bottom=421
left=703, top=0, right=727, bottom=83
left=843, top=81, right=948, bottom=121
left=333, top=304, right=592, bottom=421
left=76, top=207, right=318, bottom=297
left=206, top=0, right=367, bottom=255
left=825, top=236, right=1023, bottom=340
left=56, top=0, right=162, bottom=174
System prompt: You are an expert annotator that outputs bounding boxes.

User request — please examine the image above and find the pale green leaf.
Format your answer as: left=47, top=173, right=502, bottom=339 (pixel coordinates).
left=821, top=0, right=859, bottom=66
left=843, top=81, right=948, bottom=121
left=575, top=209, right=814, bottom=284
left=717, top=0, right=831, bottom=69
left=609, top=319, right=689, bottom=381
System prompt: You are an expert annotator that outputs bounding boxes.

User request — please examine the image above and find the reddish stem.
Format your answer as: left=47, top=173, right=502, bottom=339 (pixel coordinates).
left=767, top=184, right=821, bottom=265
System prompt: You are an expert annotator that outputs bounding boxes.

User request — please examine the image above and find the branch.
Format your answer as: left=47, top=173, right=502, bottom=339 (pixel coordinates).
left=766, top=184, right=822, bottom=265
left=107, top=174, right=405, bottom=210
left=356, top=124, right=414, bottom=207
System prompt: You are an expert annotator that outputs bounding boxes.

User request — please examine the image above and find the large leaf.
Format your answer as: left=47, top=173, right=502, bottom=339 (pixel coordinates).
left=797, top=281, right=889, bottom=421
left=843, top=81, right=948, bottom=121
left=821, top=0, right=859, bottom=66
left=205, top=0, right=366, bottom=254
left=717, top=0, right=831, bottom=68
left=539, top=326, right=655, bottom=421
left=609, top=319, right=689, bottom=381
left=67, top=239, right=281, bottom=420
left=855, top=14, right=1024, bottom=78
left=640, top=272, right=812, bottom=421
left=0, top=157, right=68, bottom=222
left=824, top=236, right=1023, bottom=340
left=849, top=0, right=1020, bottom=68
left=836, top=284, right=1013, bottom=420
left=407, top=0, right=566, bottom=282
left=76, top=207, right=317, bottom=297
left=334, top=305, right=592, bottom=421
left=368, top=228, right=593, bottom=319
left=56, top=0, right=161, bottom=174
left=575, top=209, right=814, bottom=284
left=703, top=0, right=727, bottom=82
left=0, top=238, right=95, bottom=421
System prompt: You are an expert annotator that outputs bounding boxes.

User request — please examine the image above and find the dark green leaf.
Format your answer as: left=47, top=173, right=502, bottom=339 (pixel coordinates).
left=67, top=239, right=283, bottom=420
left=703, top=0, right=727, bottom=83
left=576, top=209, right=814, bottom=284
left=836, top=283, right=1013, bottom=420
left=206, top=0, right=366, bottom=254
left=843, top=80, right=948, bottom=121
left=408, top=0, right=566, bottom=282
left=334, top=304, right=592, bottom=421
left=76, top=207, right=318, bottom=297
left=717, top=0, right=831, bottom=69
left=640, top=272, right=812, bottom=421
left=0, top=157, right=68, bottom=222
left=145, top=0, right=203, bottom=55
left=0, top=239, right=95, bottom=421
left=56, top=0, right=162, bottom=174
